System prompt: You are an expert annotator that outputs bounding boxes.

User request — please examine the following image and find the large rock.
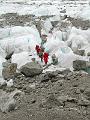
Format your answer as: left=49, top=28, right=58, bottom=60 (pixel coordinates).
left=20, top=62, right=43, bottom=77
left=87, top=52, right=90, bottom=56
left=0, top=90, right=21, bottom=112
left=2, top=63, right=17, bottom=80
left=74, top=49, right=85, bottom=56
left=73, top=60, right=86, bottom=71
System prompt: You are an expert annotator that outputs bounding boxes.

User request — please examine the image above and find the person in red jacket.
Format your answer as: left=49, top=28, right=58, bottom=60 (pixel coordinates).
left=43, top=52, right=49, bottom=65
left=35, top=45, right=40, bottom=55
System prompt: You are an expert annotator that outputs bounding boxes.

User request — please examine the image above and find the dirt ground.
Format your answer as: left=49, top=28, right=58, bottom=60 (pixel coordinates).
left=0, top=71, right=90, bottom=120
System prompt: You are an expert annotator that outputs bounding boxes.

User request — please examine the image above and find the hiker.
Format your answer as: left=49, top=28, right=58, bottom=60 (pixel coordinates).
left=43, top=52, right=49, bottom=65
left=38, top=46, right=45, bottom=62
left=38, top=50, right=43, bottom=62
left=51, top=54, right=58, bottom=65
left=41, top=34, right=47, bottom=46
left=35, top=45, right=40, bottom=55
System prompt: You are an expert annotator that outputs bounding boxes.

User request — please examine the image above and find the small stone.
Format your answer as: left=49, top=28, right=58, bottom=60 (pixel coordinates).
left=67, top=97, right=78, bottom=103
left=80, top=87, right=85, bottom=93
left=47, top=71, right=58, bottom=78
left=76, top=88, right=81, bottom=94
left=17, top=85, right=23, bottom=90
left=73, top=83, right=78, bottom=87
left=31, top=99, right=36, bottom=104
left=41, top=74, right=49, bottom=82
left=84, top=87, right=90, bottom=100
left=8, top=102, right=16, bottom=112
left=78, top=99, right=90, bottom=106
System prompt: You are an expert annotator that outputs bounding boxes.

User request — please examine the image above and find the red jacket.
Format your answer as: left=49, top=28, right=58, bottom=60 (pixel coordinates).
left=35, top=45, right=40, bottom=54
left=43, top=52, right=49, bottom=64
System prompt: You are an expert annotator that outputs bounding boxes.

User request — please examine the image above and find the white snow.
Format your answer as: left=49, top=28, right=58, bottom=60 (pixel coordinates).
left=0, top=26, right=41, bottom=54
left=77, top=6, right=90, bottom=20
left=66, top=27, right=90, bottom=52
left=0, top=0, right=89, bottom=20
left=6, top=79, right=13, bottom=87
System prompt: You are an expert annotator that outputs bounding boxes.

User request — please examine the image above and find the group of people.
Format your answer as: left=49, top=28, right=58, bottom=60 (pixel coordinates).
left=35, top=44, right=58, bottom=65
left=35, top=45, right=49, bottom=65
left=34, top=18, right=58, bottom=65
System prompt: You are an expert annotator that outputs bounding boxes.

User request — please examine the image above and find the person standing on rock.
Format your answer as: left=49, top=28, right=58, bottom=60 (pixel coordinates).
left=43, top=52, right=49, bottom=65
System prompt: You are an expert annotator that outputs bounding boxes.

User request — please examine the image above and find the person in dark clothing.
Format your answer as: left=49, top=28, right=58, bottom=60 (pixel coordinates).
left=35, top=45, right=40, bottom=55
left=51, top=54, right=58, bottom=65
left=39, top=50, right=43, bottom=62
left=43, top=52, right=49, bottom=65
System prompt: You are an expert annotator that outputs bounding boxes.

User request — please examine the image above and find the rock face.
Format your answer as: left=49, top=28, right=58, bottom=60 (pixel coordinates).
left=20, top=62, right=43, bottom=77
left=2, top=63, right=17, bottom=80
left=73, top=60, right=86, bottom=71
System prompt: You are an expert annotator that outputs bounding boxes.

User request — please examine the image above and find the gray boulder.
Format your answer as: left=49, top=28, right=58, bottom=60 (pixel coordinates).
left=74, top=49, right=85, bottom=56
left=0, top=90, right=21, bottom=112
left=87, top=52, right=90, bottom=56
left=73, top=60, right=86, bottom=71
left=2, top=63, right=17, bottom=80
left=20, top=62, right=43, bottom=77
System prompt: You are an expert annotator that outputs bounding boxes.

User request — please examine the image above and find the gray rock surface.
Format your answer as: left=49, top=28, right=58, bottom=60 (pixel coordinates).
left=20, top=62, right=43, bottom=77
left=2, top=63, right=17, bottom=80
left=87, top=52, right=90, bottom=56
left=0, top=90, right=21, bottom=112
left=73, top=60, right=86, bottom=71
left=74, top=49, right=85, bottom=56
